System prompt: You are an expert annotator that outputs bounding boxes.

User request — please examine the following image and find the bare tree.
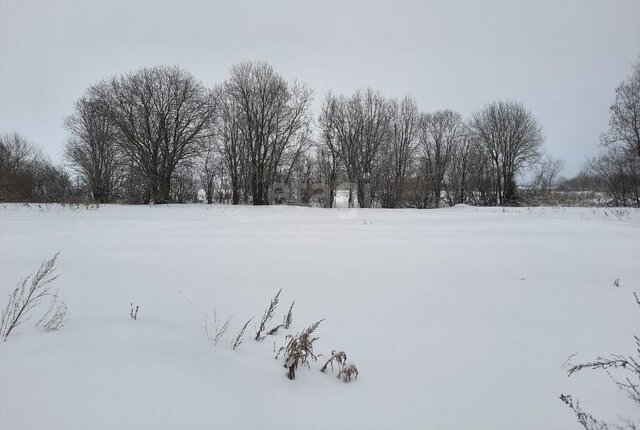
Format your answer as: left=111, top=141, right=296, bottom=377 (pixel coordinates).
left=531, top=153, right=564, bottom=195
left=317, top=93, right=343, bottom=208
left=323, top=89, right=393, bottom=208
left=445, top=126, right=479, bottom=205
left=224, top=61, right=312, bottom=205
left=0, top=133, right=39, bottom=202
left=65, top=97, right=123, bottom=203
left=471, top=101, right=544, bottom=205
left=588, top=147, right=640, bottom=207
left=419, top=110, right=464, bottom=208
left=197, top=141, right=220, bottom=204
left=0, top=134, right=72, bottom=203
left=379, top=97, right=420, bottom=208
left=603, top=60, right=640, bottom=160
left=32, top=157, right=73, bottom=202
left=216, top=88, right=246, bottom=204
left=171, top=161, right=199, bottom=203
left=593, top=58, right=640, bottom=207
left=92, top=66, right=217, bottom=203
left=351, top=89, right=393, bottom=208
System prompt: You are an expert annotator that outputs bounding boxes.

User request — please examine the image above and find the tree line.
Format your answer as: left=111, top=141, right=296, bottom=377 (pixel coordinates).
left=1, top=58, right=638, bottom=207
left=581, top=61, right=640, bottom=207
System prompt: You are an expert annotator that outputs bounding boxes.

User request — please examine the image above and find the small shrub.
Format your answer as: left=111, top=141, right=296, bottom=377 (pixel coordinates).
left=276, top=320, right=323, bottom=380
left=337, top=363, right=359, bottom=383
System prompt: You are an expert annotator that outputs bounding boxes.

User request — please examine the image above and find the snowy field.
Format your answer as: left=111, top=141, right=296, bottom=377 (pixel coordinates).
left=0, top=203, right=639, bottom=430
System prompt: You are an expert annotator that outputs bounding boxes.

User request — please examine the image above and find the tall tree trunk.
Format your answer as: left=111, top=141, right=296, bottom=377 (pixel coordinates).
left=158, top=175, right=171, bottom=204
left=206, top=185, right=213, bottom=204
left=231, top=181, right=240, bottom=205
left=357, top=182, right=366, bottom=208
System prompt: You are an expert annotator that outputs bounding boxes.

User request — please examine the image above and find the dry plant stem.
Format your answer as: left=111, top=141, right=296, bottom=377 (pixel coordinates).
left=35, top=290, right=61, bottom=327
left=205, top=309, right=232, bottom=345
left=265, top=300, right=294, bottom=336
left=282, top=301, right=294, bottom=329
left=321, top=350, right=347, bottom=373
left=44, top=301, right=68, bottom=331
left=130, top=303, right=139, bottom=320
left=1, top=252, right=59, bottom=341
left=255, top=288, right=282, bottom=341
left=560, top=292, right=640, bottom=429
left=564, top=294, right=640, bottom=403
left=233, top=317, right=253, bottom=350
left=559, top=395, right=610, bottom=430
left=267, top=324, right=283, bottom=336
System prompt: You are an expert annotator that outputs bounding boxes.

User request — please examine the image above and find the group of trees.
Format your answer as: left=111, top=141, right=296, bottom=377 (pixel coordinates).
left=316, top=92, right=546, bottom=208
left=60, top=62, right=313, bottom=205
left=583, top=61, right=640, bottom=207
left=64, top=66, right=217, bottom=204
left=4, top=57, right=638, bottom=207
left=55, top=60, right=552, bottom=207
left=0, top=133, right=74, bottom=203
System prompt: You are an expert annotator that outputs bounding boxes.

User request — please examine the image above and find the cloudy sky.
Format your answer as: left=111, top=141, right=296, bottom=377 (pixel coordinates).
left=1, top=0, right=639, bottom=176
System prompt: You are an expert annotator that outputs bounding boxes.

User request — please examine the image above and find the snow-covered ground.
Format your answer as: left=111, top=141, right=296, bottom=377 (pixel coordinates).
left=0, top=204, right=638, bottom=430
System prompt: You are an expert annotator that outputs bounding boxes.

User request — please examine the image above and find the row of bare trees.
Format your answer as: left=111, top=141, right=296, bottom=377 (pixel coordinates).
left=2, top=60, right=556, bottom=206
left=316, top=91, right=545, bottom=208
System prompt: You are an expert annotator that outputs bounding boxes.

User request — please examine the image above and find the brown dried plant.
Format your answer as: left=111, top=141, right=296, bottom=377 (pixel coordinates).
left=276, top=320, right=323, bottom=380
left=338, top=363, right=359, bottom=383
left=320, top=350, right=347, bottom=373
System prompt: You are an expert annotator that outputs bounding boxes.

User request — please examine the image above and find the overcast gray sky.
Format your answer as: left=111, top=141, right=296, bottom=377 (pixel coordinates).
left=1, top=0, right=639, bottom=176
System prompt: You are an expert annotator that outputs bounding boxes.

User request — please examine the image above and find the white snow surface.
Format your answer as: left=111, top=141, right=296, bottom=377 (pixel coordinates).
left=0, top=204, right=639, bottom=430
